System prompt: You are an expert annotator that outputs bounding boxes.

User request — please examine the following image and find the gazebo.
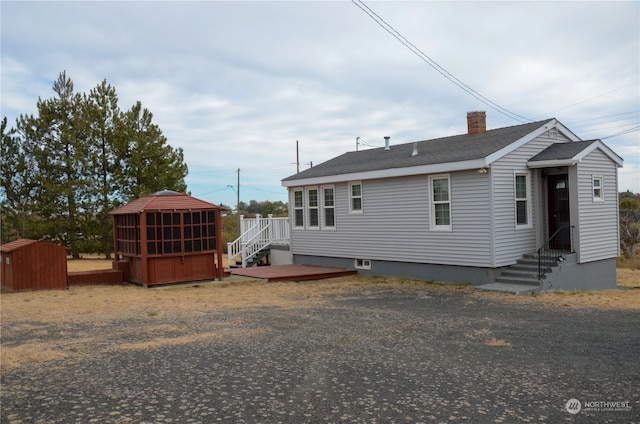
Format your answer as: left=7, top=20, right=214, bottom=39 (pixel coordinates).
left=109, top=190, right=226, bottom=286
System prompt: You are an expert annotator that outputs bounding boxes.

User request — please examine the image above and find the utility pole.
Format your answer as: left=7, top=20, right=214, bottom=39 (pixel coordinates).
left=236, top=168, right=240, bottom=211
left=296, top=140, right=300, bottom=173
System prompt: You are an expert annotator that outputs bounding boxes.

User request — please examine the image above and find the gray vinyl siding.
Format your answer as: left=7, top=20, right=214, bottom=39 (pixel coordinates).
left=290, top=170, right=493, bottom=267
left=576, top=149, right=620, bottom=262
left=490, top=134, right=564, bottom=266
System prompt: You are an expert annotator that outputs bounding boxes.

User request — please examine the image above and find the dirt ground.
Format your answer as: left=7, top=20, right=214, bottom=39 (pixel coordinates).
left=2, top=267, right=639, bottom=372
left=1, top=273, right=638, bottom=423
left=2, top=256, right=637, bottom=375
left=63, top=254, right=640, bottom=310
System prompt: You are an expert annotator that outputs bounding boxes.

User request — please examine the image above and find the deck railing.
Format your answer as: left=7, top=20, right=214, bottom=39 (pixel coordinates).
left=227, top=215, right=290, bottom=268
left=537, top=225, right=574, bottom=278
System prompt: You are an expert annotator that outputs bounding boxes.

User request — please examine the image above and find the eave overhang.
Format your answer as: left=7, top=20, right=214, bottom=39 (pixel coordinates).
left=281, top=158, right=489, bottom=187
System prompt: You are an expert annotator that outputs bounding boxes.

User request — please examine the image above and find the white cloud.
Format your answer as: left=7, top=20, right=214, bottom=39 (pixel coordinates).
left=1, top=0, right=638, bottom=206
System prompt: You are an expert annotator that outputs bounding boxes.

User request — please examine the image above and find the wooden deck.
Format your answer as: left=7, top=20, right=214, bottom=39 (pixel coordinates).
left=227, top=264, right=357, bottom=282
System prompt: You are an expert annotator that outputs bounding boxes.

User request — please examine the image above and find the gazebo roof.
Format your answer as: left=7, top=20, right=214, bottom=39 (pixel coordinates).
left=109, top=191, right=226, bottom=215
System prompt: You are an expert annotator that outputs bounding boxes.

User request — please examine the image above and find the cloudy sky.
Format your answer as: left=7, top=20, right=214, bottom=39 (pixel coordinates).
left=2, top=1, right=638, bottom=208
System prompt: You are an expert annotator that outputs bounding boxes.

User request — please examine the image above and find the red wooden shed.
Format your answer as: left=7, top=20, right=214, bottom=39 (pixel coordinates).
left=108, top=190, right=226, bottom=286
left=0, top=239, right=68, bottom=292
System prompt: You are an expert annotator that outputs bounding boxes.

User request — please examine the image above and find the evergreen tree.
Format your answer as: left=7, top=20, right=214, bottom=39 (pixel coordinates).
left=1, top=71, right=189, bottom=255
left=15, top=71, right=92, bottom=257
left=116, top=101, right=188, bottom=200
left=0, top=117, right=39, bottom=242
left=85, top=80, right=121, bottom=257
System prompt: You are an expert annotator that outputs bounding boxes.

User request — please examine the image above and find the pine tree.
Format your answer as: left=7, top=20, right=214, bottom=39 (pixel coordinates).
left=86, top=80, right=121, bottom=258
left=117, top=101, right=188, bottom=200
left=2, top=71, right=189, bottom=255
left=19, top=71, right=93, bottom=257
left=0, top=117, right=39, bottom=242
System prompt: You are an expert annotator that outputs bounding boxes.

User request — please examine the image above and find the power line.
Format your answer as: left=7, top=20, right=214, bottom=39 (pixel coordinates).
left=566, top=110, right=639, bottom=126
left=601, top=126, right=640, bottom=139
left=351, top=0, right=531, bottom=123
left=537, top=82, right=639, bottom=118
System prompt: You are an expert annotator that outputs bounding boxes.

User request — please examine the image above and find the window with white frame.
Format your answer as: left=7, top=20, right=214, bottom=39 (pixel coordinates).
left=322, top=186, right=335, bottom=228
left=293, top=189, right=304, bottom=228
left=307, top=188, right=319, bottom=228
left=355, top=258, right=371, bottom=270
left=515, top=173, right=531, bottom=227
left=592, top=176, right=604, bottom=201
left=349, top=182, right=363, bottom=213
left=429, top=174, right=451, bottom=230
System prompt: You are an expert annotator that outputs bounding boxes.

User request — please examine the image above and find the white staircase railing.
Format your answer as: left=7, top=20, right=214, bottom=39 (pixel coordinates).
left=227, top=215, right=290, bottom=268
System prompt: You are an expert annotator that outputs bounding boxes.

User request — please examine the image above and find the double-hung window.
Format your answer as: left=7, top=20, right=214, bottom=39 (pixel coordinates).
left=307, top=188, right=319, bottom=228
left=515, top=173, right=531, bottom=227
left=322, top=186, right=335, bottom=228
left=429, top=174, right=451, bottom=230
left=293, top=189, right=304, bottom=228
left=592, top=176, right=603, bottom=202
left=349, top=182, right=363, bottom=213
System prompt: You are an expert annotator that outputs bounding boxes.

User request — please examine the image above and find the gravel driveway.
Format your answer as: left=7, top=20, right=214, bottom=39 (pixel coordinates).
left=1, top=284, right=638, bottom=423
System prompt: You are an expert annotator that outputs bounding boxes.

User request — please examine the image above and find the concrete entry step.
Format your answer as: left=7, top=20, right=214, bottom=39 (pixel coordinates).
left=476, top=282, right=540, bottom=295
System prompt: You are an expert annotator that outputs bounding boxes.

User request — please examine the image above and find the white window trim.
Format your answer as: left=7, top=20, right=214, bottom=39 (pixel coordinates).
left=349, top=181, right=363, bottom=214
left=292, top=188, right=304, bottom=228
left=355, top=258, right=371, bottom=270
left=321, top=185, right=336, bottom=230
left=592, top=175, right=604, bottom=202
left=429, top=174, right=452, bottom=231
left=514, top=172, right=532, bottom=229
left=306, top=187, right=320, bottom=230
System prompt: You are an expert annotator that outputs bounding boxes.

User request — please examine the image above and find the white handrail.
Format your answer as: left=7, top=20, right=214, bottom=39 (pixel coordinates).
left=227, top=215, right=290, bottom=268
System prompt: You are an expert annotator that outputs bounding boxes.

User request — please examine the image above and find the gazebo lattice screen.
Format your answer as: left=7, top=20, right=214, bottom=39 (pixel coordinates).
left=110, top=191, right=225, bottom=286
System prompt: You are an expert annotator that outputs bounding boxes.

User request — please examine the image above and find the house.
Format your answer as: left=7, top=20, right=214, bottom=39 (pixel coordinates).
left=281, top=112, right=623, bottom=292
left=108, top=190, right=226, bottom=286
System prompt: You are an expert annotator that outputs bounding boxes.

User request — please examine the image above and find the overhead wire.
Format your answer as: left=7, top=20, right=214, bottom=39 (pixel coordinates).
left=601, top=126, right=640, bottom=139
left=352, top=0, right=639, bottom=140
left=565, top=110, right=639, bottom=126
left=537, top=82, right=639, bottom=118
left=351, top=0, right=532, bottom=123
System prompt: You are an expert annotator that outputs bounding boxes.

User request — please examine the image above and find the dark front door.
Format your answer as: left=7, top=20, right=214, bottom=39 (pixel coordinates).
left=547, top=174, right=571, bottom=250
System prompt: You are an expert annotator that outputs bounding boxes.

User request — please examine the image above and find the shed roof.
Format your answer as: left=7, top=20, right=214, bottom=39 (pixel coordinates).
left=0, top=238, right=38, bottom=253
left=282, top=119, right=553, bottom=184
left=109, top=191, right=226, bottom=215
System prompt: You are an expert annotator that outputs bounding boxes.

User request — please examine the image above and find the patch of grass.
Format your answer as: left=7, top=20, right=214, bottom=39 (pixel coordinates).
left=486, top=337, right=512, bottom=348
left=617, top=253, right=640, bottom=269
left=466, top=329, right=512, bottom=348
left=147, top=311, right=159, bottom=317
left=1, top=343, right=68, bottom=371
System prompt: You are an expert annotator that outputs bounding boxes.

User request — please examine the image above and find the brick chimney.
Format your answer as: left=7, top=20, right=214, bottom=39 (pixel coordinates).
left=467, top=111, right=486, bottom=136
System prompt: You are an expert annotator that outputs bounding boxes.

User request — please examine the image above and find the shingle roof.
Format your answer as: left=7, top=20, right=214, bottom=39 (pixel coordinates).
left=282, top=119, right=552, bottom=182
left=0, top=238, right=38, bottom=253
left=528, top=140, right=598, bottom=162
left=109, top=192, right=225, bottom=215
